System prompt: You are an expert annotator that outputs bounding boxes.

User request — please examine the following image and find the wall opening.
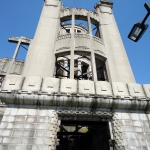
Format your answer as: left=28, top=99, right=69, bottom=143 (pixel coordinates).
left=95, top=57, right=108, bottom=81
left=55, top=55, right=92, bottom=80
left=57, top=120, right=111, bottom=150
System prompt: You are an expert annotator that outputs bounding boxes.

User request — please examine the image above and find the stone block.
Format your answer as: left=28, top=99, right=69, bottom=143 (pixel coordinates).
left=41, top=77, right=60, bottom=93
left=145, top=134, right=150, bottom=139
left=26, top=117, right=37, bottom=123
left=128, top=83, right=145, bottom=97
left=38, top=117, right=46, bottom=123
left=22, top=137, right=44, bottom=145
left=16, top=116, right=26, bottom=122
left=8, top=145, right=31, bottom=150
left=139, top=114, right=147, bottom=121
left=22, top=130, right=35, bottom=137
left=136, top=133, right=144, bottom=140
left=2, top=116, right=15, bottom=122
left=22, top=76, right=42, bottom=92
left=2, top=130, right=12, bottom=136
left=112, top=82, right=129, bottom=97
left=1, top=75, right=24, bottom=91
left=131, top=113, right=140, bottom=120
left=78, top=80, right=95, bottom=95
left=0, top=145, right=9, bottom=150
left=10, top=108, right=18, bottom=116
left=38, top=109, right=48, bottom=116
left=95, top=81, right=112, bottom=95
left=1, top=116, right=8, bottom=122
left=27, top=109, right=38, bottom=116
left=0, top=123, right=7, bottom=129
left=25, top=123, right=36, bottom=129
left=12, top=130, right=22, bottom=137
left=143, top=84, right=150, bottom=98
left=60, top=79, right=77, bottom=94
left=7, top=123, right=24, bottom=129
left=35, top=131, right=45, bottom=137
left=123, top=126, right=134, bottom=132
left=17, top=108, right=28, bottom=116
left=134, top=127, right=143, bottom=132
left=44, top=137, right=55, bottom=145
left=132, top=121, right=141, bottom=127
left=3, top=108, right=11, bottom=116
left=0, top=129, right=4, bottom=135
left=36, top=123, right=46, bottom=130
left=2, top=137, right=20, bottom=144
left=141, top=121, right=149, bottom=127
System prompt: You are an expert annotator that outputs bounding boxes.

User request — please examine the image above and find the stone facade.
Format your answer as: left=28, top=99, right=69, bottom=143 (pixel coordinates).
left=0, top=0, right=150, bottom=149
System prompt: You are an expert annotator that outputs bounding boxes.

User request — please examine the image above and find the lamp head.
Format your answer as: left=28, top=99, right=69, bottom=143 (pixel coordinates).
left=128, top=22, right=149, bottom=42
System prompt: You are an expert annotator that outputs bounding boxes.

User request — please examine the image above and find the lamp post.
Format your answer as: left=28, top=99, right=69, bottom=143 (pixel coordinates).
left=128, top=3, right=150, bottom=42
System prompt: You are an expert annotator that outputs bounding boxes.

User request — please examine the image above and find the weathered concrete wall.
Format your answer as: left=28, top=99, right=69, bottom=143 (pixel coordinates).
left=0, top=58, right=24, bottom=75
left=0, top=107, right=59, bottom=150
left=112, top=112, right=150, bottom=149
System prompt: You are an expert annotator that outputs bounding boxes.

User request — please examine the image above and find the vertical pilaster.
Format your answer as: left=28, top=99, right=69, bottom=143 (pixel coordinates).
left=77, top=60, right=82, bottom=77
left=95, top=1, right=135, bottom=83
left=22, top=0, right=62, bottom=78
left=63, top=59, right=68, bottom=78
left=70, top=9, right=75, bottom=79
left=87, top=12, right=97, bottom=81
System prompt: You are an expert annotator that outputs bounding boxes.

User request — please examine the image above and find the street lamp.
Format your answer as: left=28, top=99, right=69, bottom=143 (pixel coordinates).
left=128, top=3, right=150, bottom=42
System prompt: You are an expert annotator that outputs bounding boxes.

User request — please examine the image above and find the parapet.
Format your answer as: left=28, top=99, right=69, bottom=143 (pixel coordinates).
left=0, top=75, right=150, bottom=111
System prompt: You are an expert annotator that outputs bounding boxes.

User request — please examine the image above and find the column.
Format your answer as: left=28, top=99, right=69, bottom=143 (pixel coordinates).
left=87, top=11, right=97, bottom=81
left=22, top=0, right=62, bottom=77
left=6, top=40, right=21, bottom=74
left=70, top=8, right=75, bottom=79
left=77, top=60, right=82, bottom=77
left=95, top=1, right=135, bottom=83
left=63, top=59, right=68, bottom=78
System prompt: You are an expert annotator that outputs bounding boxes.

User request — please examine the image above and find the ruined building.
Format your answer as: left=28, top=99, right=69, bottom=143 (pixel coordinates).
left=0, top=0, right=150, bottom=149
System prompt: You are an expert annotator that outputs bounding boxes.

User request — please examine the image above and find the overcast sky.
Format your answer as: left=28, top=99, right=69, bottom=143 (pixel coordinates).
left=0, top=0, right=150, bottom=84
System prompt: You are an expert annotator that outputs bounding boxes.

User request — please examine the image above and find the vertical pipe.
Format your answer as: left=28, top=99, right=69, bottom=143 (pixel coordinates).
left=87, top=11, right=97, bottom=81
left=70, top=8, right=75, bottom=79
left=6, top=40, right=21, bottom=74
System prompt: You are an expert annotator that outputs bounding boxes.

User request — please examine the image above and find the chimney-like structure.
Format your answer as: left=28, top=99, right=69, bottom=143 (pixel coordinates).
left=22, top=0, right=62, bottom=77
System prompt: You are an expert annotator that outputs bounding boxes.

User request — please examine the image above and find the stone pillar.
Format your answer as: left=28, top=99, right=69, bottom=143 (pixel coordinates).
left=95, top=1, right=135, bottom=83
left=0, top=107, right=59, bottom=150
left=70, top=9, right=75, bottom=79
left=63, top=59, right=68, bottom=78
left=22, top=0, right=62, bottom=77
left=87, top=12, right=97, bottom=81
left=6, top=40, right=21, bottom=74
left=77, top=60, right=82, bottom=77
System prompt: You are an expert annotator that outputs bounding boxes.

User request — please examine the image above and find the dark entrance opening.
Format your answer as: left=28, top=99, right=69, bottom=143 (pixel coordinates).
left=57, top=120, right=111, bottom=150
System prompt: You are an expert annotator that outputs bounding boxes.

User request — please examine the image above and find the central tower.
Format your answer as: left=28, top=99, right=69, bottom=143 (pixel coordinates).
left=22, top=0, right=135, bottom=83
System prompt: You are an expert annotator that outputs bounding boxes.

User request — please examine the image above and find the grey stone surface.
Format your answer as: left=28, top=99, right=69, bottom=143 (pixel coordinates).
left=0, top=0, right=150, bottom=149
left=0, top=107, right=59, bottom=149
left=60, top=79, right=77, bottom=94
left=112, top=112, right=150, bottom=149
